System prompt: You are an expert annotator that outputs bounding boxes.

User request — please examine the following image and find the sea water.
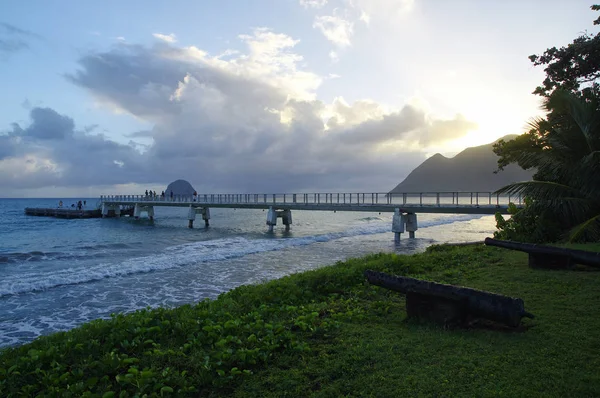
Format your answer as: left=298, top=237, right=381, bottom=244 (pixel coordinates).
left=0, top=198, right=497, bottom=347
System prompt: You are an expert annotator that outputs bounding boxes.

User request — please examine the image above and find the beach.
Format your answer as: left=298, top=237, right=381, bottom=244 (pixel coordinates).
left=0, top=198, right=496, bottom=347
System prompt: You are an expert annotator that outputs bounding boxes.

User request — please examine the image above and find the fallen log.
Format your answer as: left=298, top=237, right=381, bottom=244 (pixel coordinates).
left=484, top=238, right=600, bottom=269
left=364, top=270, right=534, bottom=328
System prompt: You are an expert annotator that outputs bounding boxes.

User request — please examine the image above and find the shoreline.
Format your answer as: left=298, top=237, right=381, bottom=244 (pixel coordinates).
left=2, top=243, right=600, bottom=396
left=0, top=211, right=496, bottom=349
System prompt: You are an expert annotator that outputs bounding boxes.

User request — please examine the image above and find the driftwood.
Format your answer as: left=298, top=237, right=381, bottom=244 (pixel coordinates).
left=484, top=238, right=600, bottom=269
left=364, top=270, right=534, bottom=328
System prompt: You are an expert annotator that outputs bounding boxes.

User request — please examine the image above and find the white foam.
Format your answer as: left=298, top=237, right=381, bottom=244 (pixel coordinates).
left=0, top=213, right=483, bottom=297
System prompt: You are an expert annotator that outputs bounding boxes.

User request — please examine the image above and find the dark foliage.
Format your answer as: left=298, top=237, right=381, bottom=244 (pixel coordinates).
left=493, top=6, right=600, bottom=243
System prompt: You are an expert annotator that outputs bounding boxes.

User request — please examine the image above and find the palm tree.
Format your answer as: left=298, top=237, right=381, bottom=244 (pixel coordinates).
left=494, top=91, right=600, bottom=242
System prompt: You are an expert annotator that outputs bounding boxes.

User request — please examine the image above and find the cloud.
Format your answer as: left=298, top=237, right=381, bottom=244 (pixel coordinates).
left=2, top=28, right=477, bottom=194
left=348, top=0, right=414, bottom=24
left=313, top=14, right=354, bottom=47
left=125, top=130, right=154, bottom=138
left=0, top=22, right=39, bottom=59
left=299, top=0, right=327, bottom=8
left=306, top=0, right=414, bottom=50
left=0, top=107, right=148, bottom=189
left=18, top=107, right=76, bottom=140
left=152, top=33, right=177, bottom=43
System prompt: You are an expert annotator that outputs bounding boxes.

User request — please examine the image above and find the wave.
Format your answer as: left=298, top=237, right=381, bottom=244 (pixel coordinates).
left=0, top=242, right=134, bottom=264
left=357, top=216, right=384, bottom=222
left=0, top=214, right=482, bottom=297
left=0, top=251, right=52, bottom=264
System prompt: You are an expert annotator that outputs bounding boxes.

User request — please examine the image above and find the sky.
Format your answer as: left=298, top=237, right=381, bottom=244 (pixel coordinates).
left=0, top=0, right=597, bottom=198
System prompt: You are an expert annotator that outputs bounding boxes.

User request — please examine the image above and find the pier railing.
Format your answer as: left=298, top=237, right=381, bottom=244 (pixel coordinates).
left=100, top=192, right=522, bottom=207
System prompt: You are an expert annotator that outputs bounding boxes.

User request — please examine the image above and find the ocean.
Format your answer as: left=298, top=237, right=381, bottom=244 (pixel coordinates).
left=0, top=198, right=497, bottom=348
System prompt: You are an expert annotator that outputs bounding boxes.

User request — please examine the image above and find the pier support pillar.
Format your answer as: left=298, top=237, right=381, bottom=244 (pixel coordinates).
left=266, top=206, right=277, bottom=232
left=147, top=206, right=154, bottom=221
left=188, top=206, right=210, bottom=228
left=202, top=207, right=210, bottom=227
left=280, top=209, right=292, bottom=231
left=406, top=213, right=418, bottom=239
left=134, top=203, right=154, bottom=220
left=188, top=205, right=196, bottom=228
left=101, top=203, right=120, bottom=218
left=392, top=208, right=405, bottom=242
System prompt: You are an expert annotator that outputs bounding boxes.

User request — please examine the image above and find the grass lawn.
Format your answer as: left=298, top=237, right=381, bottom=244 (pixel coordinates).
left=1, top=244, right=599, bottom=397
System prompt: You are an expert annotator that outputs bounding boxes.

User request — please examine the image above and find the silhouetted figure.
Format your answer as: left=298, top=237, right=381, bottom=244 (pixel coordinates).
left=145, top=190, right=149, bottom=197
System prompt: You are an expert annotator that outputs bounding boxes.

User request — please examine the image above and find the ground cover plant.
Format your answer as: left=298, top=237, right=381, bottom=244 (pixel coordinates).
left=1, top=244, right=600, bottom=397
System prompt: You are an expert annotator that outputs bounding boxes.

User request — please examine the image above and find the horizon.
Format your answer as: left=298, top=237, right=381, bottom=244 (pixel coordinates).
left=1, top=1, right=597, bottom=198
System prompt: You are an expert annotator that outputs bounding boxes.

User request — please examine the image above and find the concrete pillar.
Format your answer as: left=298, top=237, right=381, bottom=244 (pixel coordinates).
left=406, top=213, right=418, bottom=239
left=147, top=206, right=154, bottom=221
left=114, top=206, right=121, bottom=218
left=188, top=205, right=196, bottom=228
left=134, top=203, right=141, bottom=219
left=102, top=203, right=109, bottom=218
left=392, top=208, right=405, bottom=243
left=202, top=207, right=210, bottom=227
left=266, top=206, right=277, bottom=232
left=281, top=209, right=292, bottom=231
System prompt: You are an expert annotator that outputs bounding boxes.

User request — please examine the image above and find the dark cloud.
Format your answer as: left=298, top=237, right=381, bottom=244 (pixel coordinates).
left=0, top=22, right=39, bottom=59
left=19, top=107, right=75, bottom=140
left=125, top=130, right=154, bottom=138
left=84, top=124, right=99, bottom=133
left=0, top=135, right=18, bottom=160
left=0, top=107, right=150, bottom=189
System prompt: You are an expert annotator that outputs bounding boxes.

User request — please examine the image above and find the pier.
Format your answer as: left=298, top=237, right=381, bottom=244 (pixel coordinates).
left=100, top=192, right=521, bottom=241
left=25, top=208, right=102, bottom=219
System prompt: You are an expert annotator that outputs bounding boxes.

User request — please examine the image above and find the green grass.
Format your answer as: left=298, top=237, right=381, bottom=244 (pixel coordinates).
left=1, top=244, right=600, bottom=397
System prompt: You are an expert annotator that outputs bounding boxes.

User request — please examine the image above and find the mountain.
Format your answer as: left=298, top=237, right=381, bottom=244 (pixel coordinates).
left=165, top=179, right=196, bottom=196
left=389, top=135, right=533, bottom=193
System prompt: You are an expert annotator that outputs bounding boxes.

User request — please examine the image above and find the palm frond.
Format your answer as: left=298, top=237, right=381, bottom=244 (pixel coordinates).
left=494, top=181, right=582, bottom=198
left=563, top=92, right=600, bottom=151
left=567, top=212, right=600, bottom=242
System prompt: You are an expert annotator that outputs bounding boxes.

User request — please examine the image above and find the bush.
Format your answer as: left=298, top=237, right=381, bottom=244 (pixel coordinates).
left=493, top=199, right=562, bottom=243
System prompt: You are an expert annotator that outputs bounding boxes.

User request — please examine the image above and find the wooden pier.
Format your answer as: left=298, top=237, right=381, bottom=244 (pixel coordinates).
left=24, top=208, right=102, bottom=219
